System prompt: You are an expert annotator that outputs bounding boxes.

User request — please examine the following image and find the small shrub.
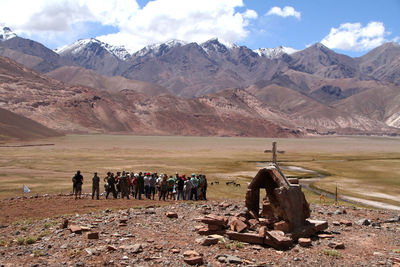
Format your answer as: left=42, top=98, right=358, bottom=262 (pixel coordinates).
left=20, top=226, right=27, bottom=231
left=0, top=240, right=6, bottom=246
left=233, top=240, right=244, bottom=248
left=33, top=249, right=44, bottom=257
left=25, top=236, right=38, bottom=245
left=322, top=249, right=341, bottom=258
left=393, top=249, right=400, bottom=253
left=16, top=237, right=25, bottom=245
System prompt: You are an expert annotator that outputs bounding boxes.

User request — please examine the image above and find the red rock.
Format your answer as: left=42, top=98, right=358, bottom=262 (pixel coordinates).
left=265, top=230, right=293, bottom=249
left=318, top=233, right=334, bottom=239
left=332, top=221, right=341, bottom=226
left=198, top=227, right=226, bottom=236
left=197, top=215, right=228, bottom=226
left=196, top=236, right=219, bottom=246
left=261, top=202, right=274, bottom=218
left=107, top=245, right=117, bottom=251
left=60, top=219, right=69, bottom=229
left=119, top=218, right=128, bottom=223
left=119, top=223, right=127, bottom=227
left=69, top=224, right=82, bottom=234
left=184, top=256, right=204, bottom=265
left=340, top=219, right=352, bottom=226
left=230, top=217, right=248, bottom=233
left=248, top=219, right=259, bottom=226
left=274, top=221, right=290, bottom=233
left=298, top=237, right=312, bottom=247
left=183, top=250, right=200, bottom=257
left=328, top=241, right=345, bottom=249
left=166, top=212, right=178, bottom=218
left=171, top=249, right=180, bottom=253
left=226, top=231, right=264, bottom=244
left=207, top=224, right=223, bottom=231
left=258, top=226, right=267, bottom=237
left=87, top=232, right=99, bottom=239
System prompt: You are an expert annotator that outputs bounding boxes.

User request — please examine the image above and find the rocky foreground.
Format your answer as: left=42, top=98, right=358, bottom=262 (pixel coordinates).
left=0, top=196, right=400, bottom=267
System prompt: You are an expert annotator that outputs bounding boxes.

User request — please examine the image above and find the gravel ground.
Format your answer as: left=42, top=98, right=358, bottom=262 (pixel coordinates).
left=0, top=194, right=400, bottom=267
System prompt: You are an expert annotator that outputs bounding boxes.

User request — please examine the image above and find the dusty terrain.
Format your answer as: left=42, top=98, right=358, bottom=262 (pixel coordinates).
left=0, top=194, right=399, bottom=266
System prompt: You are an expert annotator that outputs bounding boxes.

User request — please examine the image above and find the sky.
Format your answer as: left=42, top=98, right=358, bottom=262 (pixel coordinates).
left=0, top=0, right=399, bottom=57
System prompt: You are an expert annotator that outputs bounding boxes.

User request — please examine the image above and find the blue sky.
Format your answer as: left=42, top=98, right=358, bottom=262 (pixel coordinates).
left=1, top=0, right=399, bottom=57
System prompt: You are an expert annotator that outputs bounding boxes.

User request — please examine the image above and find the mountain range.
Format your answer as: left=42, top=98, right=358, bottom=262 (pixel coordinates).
left=0, top=26, right=399, bottom=139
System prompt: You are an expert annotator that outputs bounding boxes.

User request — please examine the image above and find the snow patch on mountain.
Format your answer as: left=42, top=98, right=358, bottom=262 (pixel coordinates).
left=201, top=38, right=238, bottom=54
left=254, top=46, right=297, bottom=59
left=134, top=39, right=187, bottom=57
left=0, top=26, right=17, bottom=41
left=55, top=38, right=130, bottom=61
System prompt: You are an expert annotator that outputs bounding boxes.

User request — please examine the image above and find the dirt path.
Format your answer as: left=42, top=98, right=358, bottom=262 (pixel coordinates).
left=280, top=165, right=400, bottom=211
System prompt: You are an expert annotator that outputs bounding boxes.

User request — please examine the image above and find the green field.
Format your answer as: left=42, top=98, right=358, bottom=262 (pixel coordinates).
left=0, top=135, right=399, bottom=207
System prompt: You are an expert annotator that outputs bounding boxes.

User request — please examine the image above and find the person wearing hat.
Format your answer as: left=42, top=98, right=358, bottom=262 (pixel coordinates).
left=92, top=172, right=100, bottom=200
left=189, top=173, right=199, bottom=201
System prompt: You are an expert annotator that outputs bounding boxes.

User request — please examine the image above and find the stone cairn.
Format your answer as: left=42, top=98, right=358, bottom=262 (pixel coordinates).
left=196, top=163, right=328, bottom=249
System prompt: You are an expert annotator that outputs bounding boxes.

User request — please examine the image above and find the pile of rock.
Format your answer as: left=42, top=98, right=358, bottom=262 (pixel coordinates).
left=196, top=163, right=329, bottom=249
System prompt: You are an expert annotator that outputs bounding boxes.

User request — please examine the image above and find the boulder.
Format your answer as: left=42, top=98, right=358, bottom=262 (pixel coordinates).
left=328, top=241, right=345, bottom=249
left=226, top=231, right=264, bottom=245
left=166, top=212, right=178, bottom=218
left=196, top=236, right=219, bottom=246
left=298, top=237, right=312, bottom=247
left=184, top=256, right=203, bottom=265
left=265, top=230, right=293, bottom=249
left=87, top=232, right=99, bottom=239
left=274, top=221, right=290, bottom=233
left=69, top=225, right=82, bottom=234
left=230, top=217, right=248, bottom=233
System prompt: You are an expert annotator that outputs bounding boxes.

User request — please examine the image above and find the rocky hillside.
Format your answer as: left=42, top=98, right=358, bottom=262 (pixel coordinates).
left=0, top=56, right=300, bottom=137
left=1, top=26, right=400, bottom=136
left=0, top=195, right=399, bottom=266
left=0, top=107, right=61, bottom=142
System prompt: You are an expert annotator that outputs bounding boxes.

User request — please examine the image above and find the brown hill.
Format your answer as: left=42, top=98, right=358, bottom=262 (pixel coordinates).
left=46, top=66, right=171, bottom=97
left=0, top=107, right=61, bottom=142
left=0, top=56, right=300, bottom=137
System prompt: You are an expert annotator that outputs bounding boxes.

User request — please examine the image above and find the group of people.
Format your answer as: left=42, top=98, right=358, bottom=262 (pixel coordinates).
left=72, top=170, right=208, bottom=201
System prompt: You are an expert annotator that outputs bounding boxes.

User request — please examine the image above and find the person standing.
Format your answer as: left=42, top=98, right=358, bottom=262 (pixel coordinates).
left=190, top=174, right=199, bottom=201
left=105, top=172, right=117, bottom=199
left=183, top=175, right=191, bottom=200
left=92, top=172, right=100, bottom=200
left=73, top=170, right=83, bottom=200
left=149, top=173, right=157, bottom=200
left=119, top=171, right=130, bottom=199
left=159, top=174, right=168, bottom=201
left=144, top=172, right=150, bottom=199
left=176, top=176, right=185, bottom=200
left=202, top=175, right=208, bottom=201
left=135, top=172, right=144, bottom=200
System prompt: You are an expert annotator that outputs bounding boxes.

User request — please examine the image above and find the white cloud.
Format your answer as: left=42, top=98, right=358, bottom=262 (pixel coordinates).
left=0, top=0, right=257, bottom=53
left=98, top=0, right=257, bottom=52
left=321, top=21, right=390, bottom=51
left=266, top=6, right=301, bottom=20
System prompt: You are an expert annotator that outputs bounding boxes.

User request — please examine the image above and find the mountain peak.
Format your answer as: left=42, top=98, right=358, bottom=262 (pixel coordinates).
left=201, top=38, right=237, bottom=53
left=254, top=46, right=297, bottom=59
left=133, top=39, right=187, bottom=57
left=55, top=38, right=130, bottom=60
left=0, top=26, right=17, bottom=41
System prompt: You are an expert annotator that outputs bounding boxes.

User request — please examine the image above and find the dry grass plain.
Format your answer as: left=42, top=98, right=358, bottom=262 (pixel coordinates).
left=0, top=135, right=399, bottom=207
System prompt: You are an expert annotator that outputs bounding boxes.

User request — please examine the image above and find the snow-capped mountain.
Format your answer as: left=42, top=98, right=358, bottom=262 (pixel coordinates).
left=133, top=39, right=187, bottom=58
left=200, top=38, right=238, bottom=53
left=0, top=26, right=17, bottom=41
left=55, top=38, right=130, bottom=61
left=254, top=46, right=298, bottom=59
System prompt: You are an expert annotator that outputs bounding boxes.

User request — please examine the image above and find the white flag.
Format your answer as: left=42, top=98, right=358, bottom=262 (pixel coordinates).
left=23, top=184, right=31, bottom=193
